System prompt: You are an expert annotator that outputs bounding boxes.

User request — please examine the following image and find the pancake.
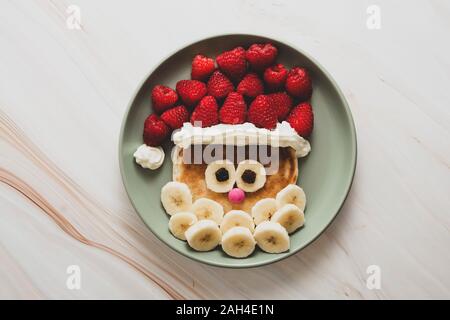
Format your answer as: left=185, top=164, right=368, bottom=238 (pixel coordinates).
left=172, top=145, right=298, bottom=213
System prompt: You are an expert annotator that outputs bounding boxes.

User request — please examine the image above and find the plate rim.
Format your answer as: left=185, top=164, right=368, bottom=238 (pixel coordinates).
left=118, top=33, right=357, bottom=268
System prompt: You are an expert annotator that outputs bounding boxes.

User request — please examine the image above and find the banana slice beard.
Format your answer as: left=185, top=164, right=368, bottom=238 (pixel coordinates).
left=205, top=160, right=236, bottom=193
left=251, top=198, right=277, bottom=225
left=192, top=198, right=224, bottom=224
left=275, top=184, right=306, bottom=211
left=185, top=220, right=222, bottom=252
left=271, top=204, right=305, bottom=234
left=161, top=181, right=193, bottom=215
left=168, top=212, right=198, bottom=240
left=221, top=227, right=256, bottom=258
left=220, top=210, right=255, bottom=234
left=253, top=221, right=290, bottom=253
left=235, top=160, right=266, bottom=192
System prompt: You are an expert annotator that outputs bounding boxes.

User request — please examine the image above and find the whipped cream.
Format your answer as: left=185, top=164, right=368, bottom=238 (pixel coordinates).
left=134, top=144, right=165, bottom=170
left=172, top=122, right=311, bottom=157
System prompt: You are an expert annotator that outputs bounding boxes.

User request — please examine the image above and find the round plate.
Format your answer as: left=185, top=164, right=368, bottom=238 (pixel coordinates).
left=119, top=34, right=356, bottom=268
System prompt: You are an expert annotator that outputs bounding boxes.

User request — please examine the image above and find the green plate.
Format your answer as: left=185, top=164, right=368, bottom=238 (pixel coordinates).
left=119, top=34, right=356, bottom=268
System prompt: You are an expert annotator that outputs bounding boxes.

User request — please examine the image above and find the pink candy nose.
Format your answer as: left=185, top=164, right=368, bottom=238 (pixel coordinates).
left=228, top=188, right=245, bottom=204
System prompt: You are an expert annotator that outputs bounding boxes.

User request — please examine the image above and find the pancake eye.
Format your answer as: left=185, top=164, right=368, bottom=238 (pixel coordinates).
left=205, top=160, right=236, bottom=193
left=215, top=167, right=230, bottom=182
left=236, top=160, right=266, bottom=192
left=241, top=169, right=256, bottom=184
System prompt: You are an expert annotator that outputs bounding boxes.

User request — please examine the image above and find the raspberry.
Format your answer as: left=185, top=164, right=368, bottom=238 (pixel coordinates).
left=264, top=64, right=288, bottom=91
left=237, top=73, right=264, bottom=99
left=216, top=47, right=247, bottom=81
left=286, top=102, right=314, bottom=137
left=160, top=105, right=189, bottom=130
left=146, top=114, right=160, bottom=123
left=142, top=114, right=170, bottom=146
left=285, top=67, right=312, bottom=101
left=207, top=71, right=234, bottom=99
left=190, top=96, right=219, bottom=127
left=267, top=92, right=293, bottom=121
left=191, top=54, right=215, bottom=81
left=151, top=85, right=178, bottom=114
left=247, top=95, right=277, bottom=129
left=176, top=80, right=207, bottom=107
left=245, top=43, right=278, bottom=71
left=219, top=92, right=247, bottom=124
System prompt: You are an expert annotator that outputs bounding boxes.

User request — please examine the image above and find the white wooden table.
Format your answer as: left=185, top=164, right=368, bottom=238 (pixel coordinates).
left=0, top=0, right=449, bottom=299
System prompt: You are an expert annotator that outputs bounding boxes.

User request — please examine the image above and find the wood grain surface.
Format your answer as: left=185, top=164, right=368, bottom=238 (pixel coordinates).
left=0, top=0, right=449, bottom=299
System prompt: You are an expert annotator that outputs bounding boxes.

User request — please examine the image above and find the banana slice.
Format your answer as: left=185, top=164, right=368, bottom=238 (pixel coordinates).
left=205, top=160, right=236, bottom=193
left=235, top=160, right=266, bottom=192
left=185, top=220, right=221, bottom=251
left=253, top=221, right=290, bottom=253
left=251, top=198, right=277, bottom=225
left=220, top=210, right=255, bottom=234
left=192, top=198, right=224, bottom=224
left=221, top=227, right=256, bottom=258
left=271, top=204, right=305, bottom=234
left=161, top=181, right=193, bottom=215
left=168, top=212, right=198, bottom=240
left=276, top=184, right=306, bottom=211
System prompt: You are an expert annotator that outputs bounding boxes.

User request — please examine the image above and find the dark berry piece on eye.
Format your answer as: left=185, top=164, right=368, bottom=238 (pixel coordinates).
left=241, top=169, right=256, bottom=184
left=215, top=168, right=229, bottom=182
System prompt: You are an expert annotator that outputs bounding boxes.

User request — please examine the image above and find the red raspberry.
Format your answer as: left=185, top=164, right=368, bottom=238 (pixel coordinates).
left=142, top=114, right=170, bottom=146
left=247, top=95, right=277, bottom=129
left=216, top=47, right=247, bottom=81
left=285, top=67, right=312, bottom=100
left=191, top=54, right=215, bottom=81
left=286, top=102, right=314, bottom=137
left=146, top=114, right=160, bottom=123
left=160, top=105, right=189, bottom=130
left=237, top=73, right=264, bottom=99
left=264, top=64, right=288, bottom=90
left=207, top=71, right=234, bottom=99
left=219, top=92, right=247, bottom=124
left=267, top=92, right=293, bottom=121
left=176, top=80, right=207, bottom=107
left=190, top=96, right=219, bottom=127
left=151, top=85, right=178, bottom=114
left=245, top=43, right=278, bottom=71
